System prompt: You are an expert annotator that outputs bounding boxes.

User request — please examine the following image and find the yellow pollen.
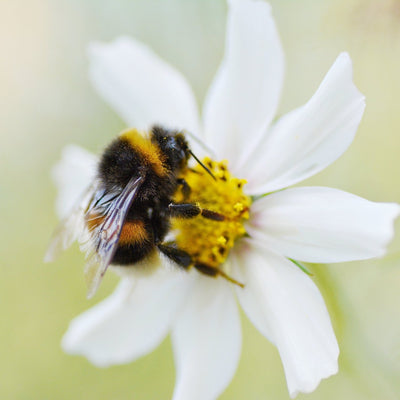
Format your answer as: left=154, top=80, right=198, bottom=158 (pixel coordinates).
left=172, top=157, right=252, bottom=270
left=217, top=236, right=227, bottom=245
left=234, top=202, right=244, bottom=213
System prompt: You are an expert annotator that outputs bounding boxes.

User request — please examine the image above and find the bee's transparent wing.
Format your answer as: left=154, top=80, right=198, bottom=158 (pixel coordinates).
left=84, top=175, right=145, bottom=298
left=44, top=181, right=98, bottom=263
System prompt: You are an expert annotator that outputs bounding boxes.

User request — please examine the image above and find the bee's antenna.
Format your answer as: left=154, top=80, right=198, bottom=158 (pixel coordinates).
left=184, top=130, right=216, bottom=158
left=188, top=150, right=216, bottom=181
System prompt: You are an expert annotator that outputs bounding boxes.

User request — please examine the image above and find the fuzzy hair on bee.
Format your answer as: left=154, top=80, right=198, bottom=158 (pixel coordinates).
left=45, top=126, right=237, bottom=298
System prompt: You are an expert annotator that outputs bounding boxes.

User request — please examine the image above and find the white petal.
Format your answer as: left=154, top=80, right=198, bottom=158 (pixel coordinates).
left=52, top=145, right=97, bottom=218
left=203, top=0, right=284, bottom=166
left=62, top=268, right=193, bottom=367
left=89, top=37, right=201, bottom=136
left=248, top=186, right=400, bottom=263
left=244, top=53, right=365, bottom=194
left=232, top=243, right=338, bottom=398
left=171, top=275, right=241, bottom=400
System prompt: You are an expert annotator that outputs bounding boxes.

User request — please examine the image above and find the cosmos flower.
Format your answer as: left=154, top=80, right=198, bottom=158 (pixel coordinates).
left=54, top=0, right=399, bottom=398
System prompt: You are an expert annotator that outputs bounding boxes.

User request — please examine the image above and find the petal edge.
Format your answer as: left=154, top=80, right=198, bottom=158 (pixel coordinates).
left=89, top=37, right=201, bottom=135
left=203, top=0, right=284, bottom=166
left=171, top=275, right=241, bottom=400
left=248, top=186, right=400, bottom=263
left=244, top=53, right=365, bottom=194
left=233, top=243, right=339, bottom=397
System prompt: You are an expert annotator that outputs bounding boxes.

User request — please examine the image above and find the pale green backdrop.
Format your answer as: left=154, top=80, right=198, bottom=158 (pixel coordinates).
left=1, top=0, right=400, bottom=399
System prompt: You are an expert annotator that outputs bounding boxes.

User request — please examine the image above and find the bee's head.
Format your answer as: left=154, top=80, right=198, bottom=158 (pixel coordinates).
left=151, top=126, right=190, bottom=172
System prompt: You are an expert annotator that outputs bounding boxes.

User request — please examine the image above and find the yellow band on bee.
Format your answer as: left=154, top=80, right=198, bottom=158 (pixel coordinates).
left=121, top=129, right=167, bottom=176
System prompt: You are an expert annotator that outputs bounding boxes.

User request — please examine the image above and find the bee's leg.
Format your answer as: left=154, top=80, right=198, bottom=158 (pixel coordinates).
left=176, top=178, right=191, bottom=200
left=157, top=242, right=244, bottom=287
left=158, top=242, right=244, bottom=287
left=168, top=202, right=225, bottom=221
left=157, top=242, right=192, bottom=269
left=194, top=263, right=244, bottom=288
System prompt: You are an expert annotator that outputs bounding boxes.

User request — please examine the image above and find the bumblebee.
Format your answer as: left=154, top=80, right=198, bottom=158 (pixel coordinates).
left=46, top=126, right=237, bottom=297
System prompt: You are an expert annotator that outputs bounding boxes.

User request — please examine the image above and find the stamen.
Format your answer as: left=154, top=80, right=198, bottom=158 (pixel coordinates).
left=172, top=157, right=251, bottom=277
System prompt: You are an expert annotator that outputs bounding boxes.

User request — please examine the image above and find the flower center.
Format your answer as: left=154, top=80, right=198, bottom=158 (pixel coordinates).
left=172, top=157, right=252, bottom=270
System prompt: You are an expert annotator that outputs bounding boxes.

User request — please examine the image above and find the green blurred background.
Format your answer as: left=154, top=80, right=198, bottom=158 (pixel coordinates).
left=1, top=0, right=400, bottom=398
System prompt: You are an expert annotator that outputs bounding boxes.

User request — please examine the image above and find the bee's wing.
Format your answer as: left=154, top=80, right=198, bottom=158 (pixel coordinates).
left=44, top=181, right=98, bottom=263
left=84, top=174, right=145, bottom=298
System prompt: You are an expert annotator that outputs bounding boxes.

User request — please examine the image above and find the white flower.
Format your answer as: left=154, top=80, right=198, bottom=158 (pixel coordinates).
left=54, top=0, right=399, bottom=399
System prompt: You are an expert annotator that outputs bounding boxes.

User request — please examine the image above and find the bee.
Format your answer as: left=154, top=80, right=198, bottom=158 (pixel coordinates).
left=46, top=126, right=235, bottom=297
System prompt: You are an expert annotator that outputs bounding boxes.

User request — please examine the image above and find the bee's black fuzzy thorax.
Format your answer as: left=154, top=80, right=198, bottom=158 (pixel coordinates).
left=98, top=138, right=143, bottom=189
